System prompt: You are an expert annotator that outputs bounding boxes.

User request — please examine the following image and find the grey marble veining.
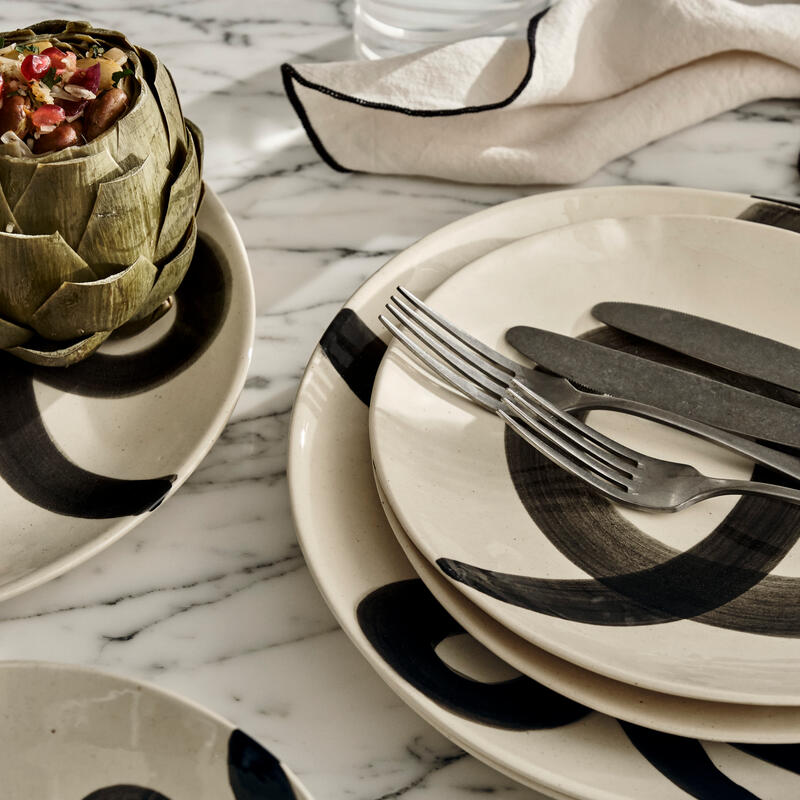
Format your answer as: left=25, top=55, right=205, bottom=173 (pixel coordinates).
left=0, top=1, right=798, bottom=798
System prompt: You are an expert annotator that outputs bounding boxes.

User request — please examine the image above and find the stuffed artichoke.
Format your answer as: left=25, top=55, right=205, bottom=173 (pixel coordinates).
left=0, top=20, right=202, bottom=366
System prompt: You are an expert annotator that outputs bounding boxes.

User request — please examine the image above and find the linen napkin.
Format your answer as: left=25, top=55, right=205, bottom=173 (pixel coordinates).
left=282, top=0, right=800, bottom=184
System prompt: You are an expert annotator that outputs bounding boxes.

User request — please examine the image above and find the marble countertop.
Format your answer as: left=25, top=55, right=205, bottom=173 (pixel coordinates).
left=0, top=1, right=798, bottom=798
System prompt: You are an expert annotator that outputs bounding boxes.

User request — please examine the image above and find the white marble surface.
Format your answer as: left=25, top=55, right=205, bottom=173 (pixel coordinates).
left=0, top=1, right=798, bottom=798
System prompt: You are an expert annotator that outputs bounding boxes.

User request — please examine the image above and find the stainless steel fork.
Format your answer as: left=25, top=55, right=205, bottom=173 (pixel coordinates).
left=379, top=286, right=800, bottom=483
left=499, top=379, right=800, bottom=511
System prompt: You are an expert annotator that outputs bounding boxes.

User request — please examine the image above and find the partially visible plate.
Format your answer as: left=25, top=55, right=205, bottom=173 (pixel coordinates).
left=374, top=471, right=800, bottom=743
left=0, top=660, right=311, bottom=799
left=290, top=185, right=800, bottom=799
left=0, top=187, right=254, bottom=601
left=370, top=213, right=800, bottom=706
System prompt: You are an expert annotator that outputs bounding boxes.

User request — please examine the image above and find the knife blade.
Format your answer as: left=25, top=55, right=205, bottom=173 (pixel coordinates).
left=592, top=302, right=800, bottom=394
left=505, top=326, right=800, bottom=449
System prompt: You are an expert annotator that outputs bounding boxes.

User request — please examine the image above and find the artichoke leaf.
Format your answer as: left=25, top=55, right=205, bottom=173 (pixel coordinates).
left=0, top=231, right=95, bottom=325
left=186, top=118, right=204, bottom=178
left=134, top=216, right=197, bottom=321
left=0, top=316, right=32, bottom=348
left=77, top=154, right=170, bottom=274
left=138, top=47, right=187, bottom=163
left=153, top=125, right=200, bottom=264
left=0, top=181, right=19, bottom=234
left=0, top=158, right=37, bottom=211
left=31, top=254, right=157, bottom=340
left=10, top=330, right=110, bottom=367
left=12, top=149, right=123, bottom=250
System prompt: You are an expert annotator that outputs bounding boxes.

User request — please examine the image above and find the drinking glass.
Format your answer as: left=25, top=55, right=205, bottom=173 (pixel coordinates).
left=353, top=0, right=555, bottom=60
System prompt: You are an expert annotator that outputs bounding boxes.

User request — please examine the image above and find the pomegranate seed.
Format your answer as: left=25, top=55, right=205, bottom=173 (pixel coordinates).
left=32, top=104, right=66, bottom=129
left=0, top=76, right=4, bottom=97
left=20, top=53, right=51, bottom=82
left=68, top=63, right=100, bottom=95
left=40, top=47, right=75, bottom=75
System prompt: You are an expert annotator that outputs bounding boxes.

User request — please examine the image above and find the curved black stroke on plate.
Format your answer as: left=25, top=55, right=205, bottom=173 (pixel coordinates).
left=82, top=787, right=171, bottom=800
left=228, top=729, right=297, bottom=800
left=30, top=233, right=231, bottom=398
left=0, top=360, right=175, bottom=518
left=621, top=724, right=761, bottom=800
left=357, top=578, right=590, bottom=729
left=0, top=234, right=232, bottom=518
left=319, top=308, right=387, bottom=406
left=733, top=743, right=800, bottom=775
left=439, top=327, right=800, bottom=636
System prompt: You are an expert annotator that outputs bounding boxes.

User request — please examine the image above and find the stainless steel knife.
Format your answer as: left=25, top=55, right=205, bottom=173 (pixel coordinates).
left=505, top=326, right=800, bottom=449
left=592, top=302, right=800, bottom=394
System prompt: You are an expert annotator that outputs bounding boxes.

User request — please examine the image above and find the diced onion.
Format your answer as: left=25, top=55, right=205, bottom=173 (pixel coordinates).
left=64, top=84, right=96, bottom=100
left=103, top=47, right=127, bottom=65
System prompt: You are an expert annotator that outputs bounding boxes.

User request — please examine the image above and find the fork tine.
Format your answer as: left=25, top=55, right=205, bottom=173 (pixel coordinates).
left=397, top=287, right=520, bottom=375
left=509, top=377, right=642, bottom=464
left=379, top=314, right=499, bottom=412
left=390, top=293, right=513, bottom=387
left=505, top=387, right=637, bottom=477
left=385, top=300, right=506, bottom=399
left=498, top=408, right=629, bottom=502
left=502, top=393, right=635, bottom=490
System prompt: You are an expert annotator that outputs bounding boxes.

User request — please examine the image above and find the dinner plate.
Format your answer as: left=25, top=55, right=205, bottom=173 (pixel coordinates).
left=0, top=660, right=311, bottom=799
left=0, top=187, right=254, bottom=602
left=370, top=213, right=800, bottom=706
left=374, top=471, right=800, bottom=743
left=289, top=186, right=800, bottom=799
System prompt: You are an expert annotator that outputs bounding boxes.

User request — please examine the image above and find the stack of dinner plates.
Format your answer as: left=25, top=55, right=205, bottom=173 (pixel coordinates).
left=288, top=185, right=800, bottom=800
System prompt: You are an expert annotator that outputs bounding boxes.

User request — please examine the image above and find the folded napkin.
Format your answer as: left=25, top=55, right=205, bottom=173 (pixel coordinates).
left=282, top=0, right=800, bottom=184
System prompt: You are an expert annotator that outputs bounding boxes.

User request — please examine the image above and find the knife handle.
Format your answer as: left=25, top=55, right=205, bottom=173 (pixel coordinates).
left=564, top=393, right=800, bottom=483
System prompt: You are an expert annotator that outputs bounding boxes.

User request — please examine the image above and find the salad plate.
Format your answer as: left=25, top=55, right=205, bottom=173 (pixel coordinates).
left=289, top=186, right=800, bottom=799
left=369, top=212, right=800, bottom=706
left=0, top=660, right=311, bottom=799
left=0, top=187, right=254, bottom=601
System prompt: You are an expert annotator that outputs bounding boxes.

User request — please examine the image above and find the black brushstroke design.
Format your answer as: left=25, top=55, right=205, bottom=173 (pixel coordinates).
left=82, top=787, right=170, bottom=800
left=282, top=11, right=548, bottom=173
left=0, top=233, right=231, bottom=518
left=30, top=234, right=231, bottom=398
left=0, top=361, right=174, bottom=518
left=319, top=308, right=387, bottom=405
left=621, top=724, right=761, bottom=800
left=357, top=578, right=590, bottom=729
left=439, top=325, right=800, bottom=636
left=734, top=743, right=800, bottom=775
left=228, top=729, right=297, bottom=800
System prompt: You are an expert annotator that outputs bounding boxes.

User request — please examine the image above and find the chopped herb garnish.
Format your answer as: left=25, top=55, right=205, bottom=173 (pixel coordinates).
left=89, top=43, right=105, bottom=58
left=112, top=68, right=134, bottom=87
left=0, top=37, right=5, bottom=50
left=15, top=43, right=38, bottom=55
left=41, top=67, right=58, bottom=89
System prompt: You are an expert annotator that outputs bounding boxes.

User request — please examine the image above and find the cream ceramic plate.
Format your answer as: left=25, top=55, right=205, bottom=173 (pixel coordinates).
left=0, top=660, right=311, bottom=799
left=0, top=187, right=254, bottom=602
left=370, top=213, right=800, bottom=707
left=289, top=186, right=800, bottom=800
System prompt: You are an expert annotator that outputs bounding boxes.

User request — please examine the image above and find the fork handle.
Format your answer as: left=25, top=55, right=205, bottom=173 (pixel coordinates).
left=701, top=478, right=800, bottom=506
left=563, top=393, right=800, bottom=483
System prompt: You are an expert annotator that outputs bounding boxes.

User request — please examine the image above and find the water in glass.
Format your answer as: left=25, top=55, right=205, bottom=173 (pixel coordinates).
left=353, top=0, right=555, bottom=60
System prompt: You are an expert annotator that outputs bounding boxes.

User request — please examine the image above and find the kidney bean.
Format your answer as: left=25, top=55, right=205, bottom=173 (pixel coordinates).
left=84, top=87, right=128, bottom=141
left=0, top=96, right=32, bottom=139
left=33, top=121, right=80, bottom=154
